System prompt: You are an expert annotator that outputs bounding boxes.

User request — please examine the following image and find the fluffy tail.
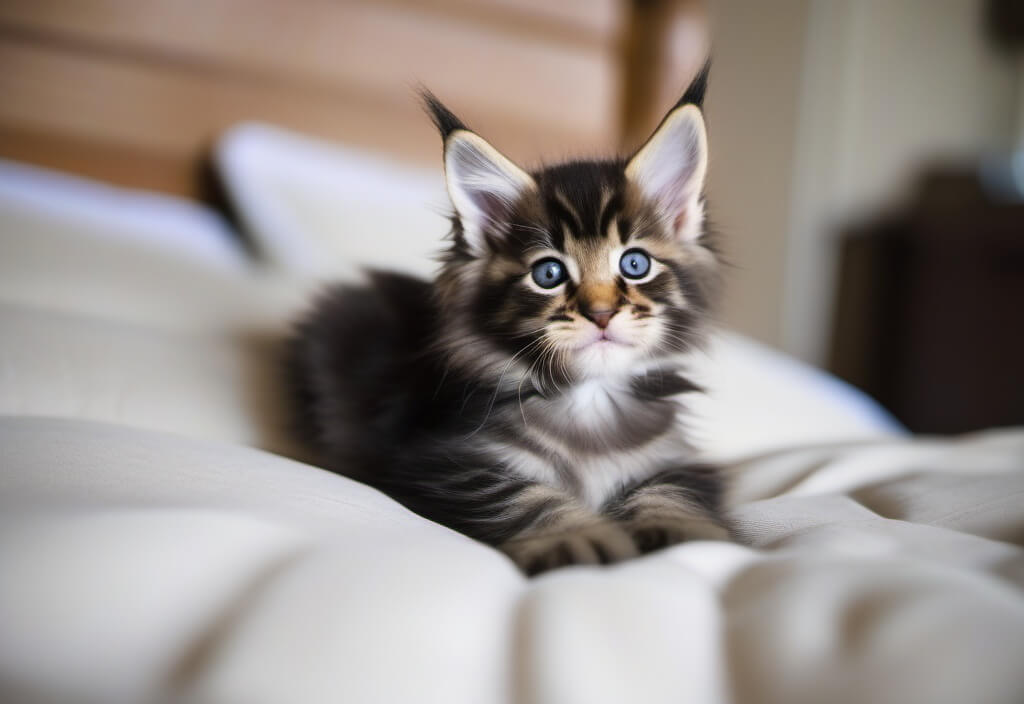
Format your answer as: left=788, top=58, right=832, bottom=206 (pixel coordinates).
left=285, top=271, right=438, bottom=477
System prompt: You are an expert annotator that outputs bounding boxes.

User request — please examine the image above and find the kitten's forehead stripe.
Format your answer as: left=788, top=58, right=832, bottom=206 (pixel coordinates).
left=559, top=223, right=573, bottom=252
left=599, top=191, right=624, bottom=241
left=546, top=195, right=579, bottom=249
left=604, top=217, right=621, bottom=245
left=535, top=160, right=626, bottom=241
left=554, top=191, right=584, bottom=235
left=617, top=217, right=632, bottom=245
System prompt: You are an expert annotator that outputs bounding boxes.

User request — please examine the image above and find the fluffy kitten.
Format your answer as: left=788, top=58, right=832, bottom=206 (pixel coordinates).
left=287, top=66, right=730, bottom=575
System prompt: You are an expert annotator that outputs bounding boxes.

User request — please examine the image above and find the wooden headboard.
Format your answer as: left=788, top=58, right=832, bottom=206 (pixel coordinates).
left=0, top=0, right=705, bottom=201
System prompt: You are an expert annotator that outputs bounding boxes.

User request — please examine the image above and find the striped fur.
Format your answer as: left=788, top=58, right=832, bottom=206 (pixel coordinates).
left=287, top=66, right=730, bottom=575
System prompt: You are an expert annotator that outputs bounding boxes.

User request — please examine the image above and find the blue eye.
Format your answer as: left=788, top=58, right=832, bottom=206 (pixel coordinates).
left=531, top=258, right=567, bottom=289
left=619, top=249, right=651, bottom=279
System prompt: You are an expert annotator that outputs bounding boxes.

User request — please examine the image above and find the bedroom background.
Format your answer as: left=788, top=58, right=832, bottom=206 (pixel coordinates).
left=3, top=4, right=1024, bottom=704
left=0, top=0, right=1021, bottom=433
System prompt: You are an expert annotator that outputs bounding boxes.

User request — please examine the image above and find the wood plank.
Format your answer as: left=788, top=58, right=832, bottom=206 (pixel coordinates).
left=0, top=0, right=621, bottom=139
left=388, top=0, right=625, bottom=45
left=0, top=124, right=202, bottom=198
left=0, top=36, right=429, bottom=161
left=0, top=37, right=618, bottom=184
left=622, top=0, right=708, bottom=147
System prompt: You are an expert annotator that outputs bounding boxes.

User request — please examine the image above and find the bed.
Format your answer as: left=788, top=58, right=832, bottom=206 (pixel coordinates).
left=1, top=133, right=1022, bottom=704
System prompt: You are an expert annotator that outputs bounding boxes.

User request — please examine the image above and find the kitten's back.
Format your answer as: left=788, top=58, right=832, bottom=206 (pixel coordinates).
left=286, top=271, right=441, bottom=477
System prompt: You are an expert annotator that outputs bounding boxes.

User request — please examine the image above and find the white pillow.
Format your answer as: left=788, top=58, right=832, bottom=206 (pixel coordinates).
left=688, top=330, right=903, bottom=461
left=0, top=159, right=246, bottom=271
left=216, top=122, right=448, bottom=280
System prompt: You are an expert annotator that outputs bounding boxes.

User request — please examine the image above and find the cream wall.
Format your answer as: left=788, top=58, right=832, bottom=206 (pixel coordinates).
left=702, top=0, right=810, bottom=349
left=703, top=0, right=1017, bottom=364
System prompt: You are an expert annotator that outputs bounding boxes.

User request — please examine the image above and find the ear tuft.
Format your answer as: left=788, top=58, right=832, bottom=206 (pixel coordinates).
left=674, top=59, right=711, bottom=112
left=420, top=89, right=468, bottom=139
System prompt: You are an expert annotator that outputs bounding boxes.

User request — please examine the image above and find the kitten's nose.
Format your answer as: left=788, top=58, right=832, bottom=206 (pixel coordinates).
left=585, top=308, right=615, bottom=329
left=578, top=283, right=620, bottom=329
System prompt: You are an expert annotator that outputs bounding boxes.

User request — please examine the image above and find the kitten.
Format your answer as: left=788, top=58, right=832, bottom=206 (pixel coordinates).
left=287, top=65, right=730, bottom=575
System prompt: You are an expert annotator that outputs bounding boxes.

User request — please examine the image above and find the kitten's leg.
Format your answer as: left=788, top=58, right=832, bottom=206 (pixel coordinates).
left=604, top=465, right=731, bottom=554
left=497, top=484, right=640, bottom=575
left=383, top=467, right=637, bottom=575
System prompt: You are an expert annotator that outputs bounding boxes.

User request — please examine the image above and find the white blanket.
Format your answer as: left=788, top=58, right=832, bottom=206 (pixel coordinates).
left=2, top=419, right=1022, bottom=704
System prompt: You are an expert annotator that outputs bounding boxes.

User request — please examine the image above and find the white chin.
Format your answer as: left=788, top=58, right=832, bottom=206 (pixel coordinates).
left=574, top=341, right=637, bottom=377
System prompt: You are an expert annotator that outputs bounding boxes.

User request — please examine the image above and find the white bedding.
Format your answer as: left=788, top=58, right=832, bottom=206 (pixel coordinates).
left=0, top=147, right=1021, bottom=704
left=2, top=420, right=1021, bottom=704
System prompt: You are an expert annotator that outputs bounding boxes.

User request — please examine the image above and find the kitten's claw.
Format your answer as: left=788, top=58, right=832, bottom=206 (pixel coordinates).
left=501, top=522, right=639, bottom=576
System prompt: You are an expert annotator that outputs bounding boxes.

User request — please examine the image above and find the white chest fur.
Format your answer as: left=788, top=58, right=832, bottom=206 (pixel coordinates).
left=491, top=378, right=695, bottom=509
left=568, top=431, right=693, bottom=508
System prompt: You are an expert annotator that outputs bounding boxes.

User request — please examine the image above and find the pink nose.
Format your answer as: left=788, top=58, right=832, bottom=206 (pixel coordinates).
left=587, top=309, right=615, bottom=329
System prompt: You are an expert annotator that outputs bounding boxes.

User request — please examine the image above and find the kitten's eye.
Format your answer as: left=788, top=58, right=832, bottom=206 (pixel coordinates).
left=619, top=249, right=651, bottom=279
left=531, top=258, right=568, bottom=289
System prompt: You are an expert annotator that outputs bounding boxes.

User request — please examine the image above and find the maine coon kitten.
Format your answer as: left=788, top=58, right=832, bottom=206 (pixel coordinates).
left=287, top=66, right=730, bottom=575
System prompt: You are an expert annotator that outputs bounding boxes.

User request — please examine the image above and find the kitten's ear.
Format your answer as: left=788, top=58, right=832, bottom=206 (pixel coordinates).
left=625, top=65, right=710, bottom=243
left=422, top=91, right=535, bottom=254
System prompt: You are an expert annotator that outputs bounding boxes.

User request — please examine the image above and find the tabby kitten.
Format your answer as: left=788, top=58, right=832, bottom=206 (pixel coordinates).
left=287, top=66, right=730, bottom=575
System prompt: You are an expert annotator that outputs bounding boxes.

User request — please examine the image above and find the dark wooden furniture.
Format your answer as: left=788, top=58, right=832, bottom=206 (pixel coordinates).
left=829, top=169, right=1024, bottom=433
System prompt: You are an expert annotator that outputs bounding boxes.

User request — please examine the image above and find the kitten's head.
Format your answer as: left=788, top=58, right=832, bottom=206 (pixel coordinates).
left=426, top=66, right=720, bottom=393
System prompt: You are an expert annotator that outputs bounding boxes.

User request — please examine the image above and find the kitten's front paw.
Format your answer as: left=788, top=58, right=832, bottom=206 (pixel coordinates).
left=501, top=522, right=639, bottom=576
left=623, top=515, right=731, bottom=554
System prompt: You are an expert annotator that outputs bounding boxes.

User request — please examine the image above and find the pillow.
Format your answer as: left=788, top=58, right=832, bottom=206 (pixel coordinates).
left=688, top=331, right=903, bottom=461
left=0, top=158, right=314, bottom=333
left=0, top=158, right=246, bottom=271
left=216, top=122, right=448, bottom=280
